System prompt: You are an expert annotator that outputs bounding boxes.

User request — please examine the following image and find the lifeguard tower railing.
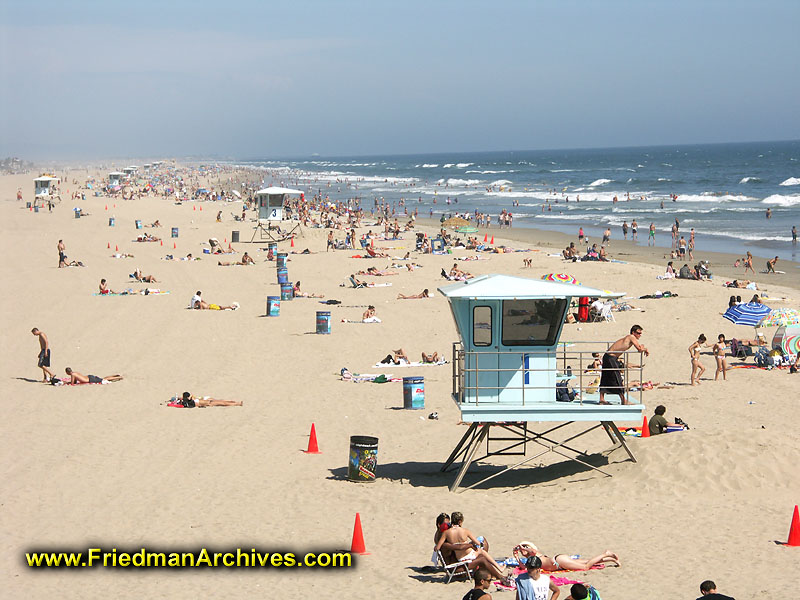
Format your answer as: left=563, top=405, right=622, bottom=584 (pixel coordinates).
left=452, top=341, right=644, bottom=409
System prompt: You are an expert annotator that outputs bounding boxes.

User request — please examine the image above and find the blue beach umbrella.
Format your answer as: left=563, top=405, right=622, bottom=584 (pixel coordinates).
left=722, top=302, right=772, bottom=326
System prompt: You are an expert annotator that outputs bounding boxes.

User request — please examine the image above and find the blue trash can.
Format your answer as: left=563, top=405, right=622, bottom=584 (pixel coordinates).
left=266, top=296, right=280, bottom=316
left=316, top=311, right=331, bottom=334
left=276, top=252, right=288, bottom=269
left=403, top=376, right=425, bottom=409
left=280, top=282, right=293, bottom=300
left=277, top=267, right=289, bottom=284
left=135, top=219, right=142, bottom=229
left=171, top=227, right=179, bottom=238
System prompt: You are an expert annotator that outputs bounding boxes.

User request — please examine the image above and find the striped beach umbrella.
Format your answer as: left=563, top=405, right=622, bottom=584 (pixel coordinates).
left=541, top=273, right=581, bottom=285
left=757, top=308, right=800, bottom=328
left=722, top=302, right=772, bottom=326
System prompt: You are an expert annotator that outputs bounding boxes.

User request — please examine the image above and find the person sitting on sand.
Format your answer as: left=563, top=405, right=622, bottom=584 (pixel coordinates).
left=99, top=279, right=115, bottom=295
left=649, top=404, right=682, bottom=435
left=64, top=367, right=123, bottom=385
left=293, top=281, right=324, bottom=298
left=397, top=288, right=430, bottom=299
left=218, top=251, right=254, bottom=266
left=133, top=268, right=157, bottom=283
left=435, top=517, right=507, bottom=580
left=362, top=305, right=381, bottom=323
left=664, top=261, right=676, bottom=278
left=179, top=391, right=242, bottom=408
left=513, top=541, right=620, bottom=572
left=365, top=246, right=388, bottom=258
left=193, top=299, right=239, bottom=311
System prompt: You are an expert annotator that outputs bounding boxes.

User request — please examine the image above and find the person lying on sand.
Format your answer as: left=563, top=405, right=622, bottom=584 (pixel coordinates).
left=356, top=267, right=397, bottom=276
left=379, top=349, right=409, bottom=365
left=133, top=268, right=157, bottom=283
left=293, top=281, right=324, bottom=298
left=179, top=391, right=242, bottom=407
left=136, top=233, right=160, bottom=242
left=111, top=253, right=135, bottom=258
left=421, top=351, right=440, bottom=363
left=64, top=367, right=123, bottom=385
left=365, top=247, right=388, bottom=258
left=193, top=299, right=239, bottom=310
left=397, top=288, right=429, bottom=299
left=513, top=541, right=620, bottom=571
left=150, top=220, right=162, bottom=227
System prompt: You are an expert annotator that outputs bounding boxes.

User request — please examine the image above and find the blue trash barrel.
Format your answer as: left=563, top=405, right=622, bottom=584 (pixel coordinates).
left=403, top=376, right=425, bottom=409
left=268, top=243, right=278, bottom=259
left=348, top=435, right=378, bottom=482
left=280, top=282, right=293, bottom=300
left=276, top=252, right=288, bottom=269
left=74, top=210, right=81, bottom=219
left=171, top=227, right=179, bottom=238
left=266, top=296, right=280, bottom=316
left=277, top=267, right=289, bottom=284
left=316, top=311, right=331, bottom=334
left=108, top=216, right=115, bottom=226
left=135, top=219, right=142, bottom=229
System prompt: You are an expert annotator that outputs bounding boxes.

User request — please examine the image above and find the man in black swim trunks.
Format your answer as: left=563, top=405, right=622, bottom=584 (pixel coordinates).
left=599, top=325, right=649, bottom=405
left=64, top=367, right=123, bottom=384
left=31, top=327, right=55, bottom=382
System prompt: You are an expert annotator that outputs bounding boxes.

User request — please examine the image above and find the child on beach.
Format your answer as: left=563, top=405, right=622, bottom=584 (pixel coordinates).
left=689, top=334, right=707, bottom=385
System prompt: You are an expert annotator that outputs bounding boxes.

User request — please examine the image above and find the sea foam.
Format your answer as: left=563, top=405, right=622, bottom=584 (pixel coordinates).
left=779, top=177, right=800, bottom=186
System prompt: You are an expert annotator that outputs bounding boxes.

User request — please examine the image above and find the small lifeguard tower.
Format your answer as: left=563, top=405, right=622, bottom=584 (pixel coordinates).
left=34, top=175, right=60, bottom=199
left=438, top=274, right=645, bottom=492
left=108, top=171, right=125, bottom=187
left=123, top=166, right=138, bottom=179
left=250, top=186, right=303, bottom=241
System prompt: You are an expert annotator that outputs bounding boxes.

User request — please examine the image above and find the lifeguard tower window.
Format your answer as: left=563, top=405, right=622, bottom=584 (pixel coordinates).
left=501, top=298, right=567, bottom=346
left=473, top=306, right=492, bottom=346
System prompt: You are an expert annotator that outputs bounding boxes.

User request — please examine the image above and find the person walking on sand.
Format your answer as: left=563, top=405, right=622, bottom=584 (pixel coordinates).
left=713, top=334, right=728, bottom=381
left=743, top=252, right=755, bottom=275
left=599, top=325, right=649, bottom=405
left=31, top=328, right=55, bottom=382
left=689, top=334, right=707, bottom=386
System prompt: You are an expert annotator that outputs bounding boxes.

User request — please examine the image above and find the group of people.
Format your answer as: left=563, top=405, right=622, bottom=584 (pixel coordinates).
left=688, top=334, right=729, bottom=384
left=31, top=328, right=122, bottom=385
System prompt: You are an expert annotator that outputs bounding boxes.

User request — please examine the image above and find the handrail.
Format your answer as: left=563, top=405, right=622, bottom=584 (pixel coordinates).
left=451, top=341, right=644, bottom=406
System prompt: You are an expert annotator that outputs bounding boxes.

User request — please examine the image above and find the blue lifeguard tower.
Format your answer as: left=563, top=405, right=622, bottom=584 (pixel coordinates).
left=438, top=274, right=645, bottom=492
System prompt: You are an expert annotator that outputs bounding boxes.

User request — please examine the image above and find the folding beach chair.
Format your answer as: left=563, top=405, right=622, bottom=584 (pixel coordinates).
left=436, top=550, right=473, bottom=584
left=349, top=276, right=366, bottom=289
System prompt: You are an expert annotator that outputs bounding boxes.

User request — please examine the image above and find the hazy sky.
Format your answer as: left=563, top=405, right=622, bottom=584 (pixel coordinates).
left=1, top=0, right=798, bottom=159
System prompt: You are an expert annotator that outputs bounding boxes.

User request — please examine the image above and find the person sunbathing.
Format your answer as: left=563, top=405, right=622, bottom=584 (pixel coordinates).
left=179, top=392, right=242, bottom=408
left=218, top=251, right=254, bottom=266
left=136, top=233, right=160, bottom=242
left=111, top=253, right=135, bottom=258
left=133, top=268, right=158, bottom=283
left=435, top=517, right=506, bottom=579
left=193, top=299, right=239, bottom=310
left=421, top=351, right=440, bottom=363
left=150, top=220, right=162, bottom=227
left=64, top=367, right=123, bottom=384
left=397, top=288, right=430, bottom=299
left=380, top=349, right=409, bottom=365
left=513, top=541, right=620, bottom=571
left=365, top=247, right=388, bottom=258
left=293, top=281, right=324, bottom=298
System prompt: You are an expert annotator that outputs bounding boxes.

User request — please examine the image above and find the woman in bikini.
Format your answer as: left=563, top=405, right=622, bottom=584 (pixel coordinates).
left=713, top=334, right=728, bottom=381
left=689, top=334, right=707, bottom=386
left=513, top=542, right=620, bottom=572
left=744, top=252, right=755, bottom=275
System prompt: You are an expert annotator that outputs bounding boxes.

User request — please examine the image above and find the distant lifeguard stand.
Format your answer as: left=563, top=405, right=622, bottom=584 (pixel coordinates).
left=107, top=172, right=124, bottom=188
left=250, top=186, right=304, bottom=242
left=34, top=176, right=60, bottom=201
left=438, top=274, right=645, bottom=492
left=123, top=166, right=138, bottom=179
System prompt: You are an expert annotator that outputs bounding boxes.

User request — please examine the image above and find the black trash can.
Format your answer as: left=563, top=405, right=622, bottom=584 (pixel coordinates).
left=231, top=230, right=240, bottom=243
left=348, top=436, right=378, bottom=482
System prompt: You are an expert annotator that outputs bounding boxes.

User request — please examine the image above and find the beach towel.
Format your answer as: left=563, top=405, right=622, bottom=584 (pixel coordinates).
left=341, top=318, right=382, bottom=324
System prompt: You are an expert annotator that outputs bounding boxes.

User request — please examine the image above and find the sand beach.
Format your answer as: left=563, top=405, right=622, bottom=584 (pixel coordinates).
left=1, top=165, right=799, bottom=599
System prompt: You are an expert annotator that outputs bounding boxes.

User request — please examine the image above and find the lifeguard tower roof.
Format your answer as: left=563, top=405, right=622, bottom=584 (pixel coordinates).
left=254, top=186, right=303, bottom=195
left=439, top=273, right=623, bottom=300
left=34, top=176, right=60, bottom=182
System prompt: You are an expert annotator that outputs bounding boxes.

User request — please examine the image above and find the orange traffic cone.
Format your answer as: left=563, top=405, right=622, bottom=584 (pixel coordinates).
left=199, top=205, right=202, bottom=211
left=490, top=236, right=494, bottom=245
left=483, top=234, right=487, bottom=242
left=224, top=238, right=227, bottom=243
left=115, top=245, right=118, bottom=252
left=105, top=205, right=108, bottom=211
left=371, top=238, right=374, bottom=248
left=305, top=423, right=321, bottom=454
left=350, top=513, right=369, bottom=555
left=640, top=415, right=650, bottom=438
left=291, top=236, right=295, bottom=248
left=787, top=505, right=800, bottom=546
left=160, top=240, right=163, bottom=246
left=173, top=242, right=176, bottom=249
left=107, top=242, right=111, bottom=249
left=193, top=205, right=196, bottom=211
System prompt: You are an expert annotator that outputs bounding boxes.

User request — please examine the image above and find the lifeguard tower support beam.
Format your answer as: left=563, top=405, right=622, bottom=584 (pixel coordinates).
left=250, top=186, right=304, bottom=242
left=438, top=274, right=645, bottom=493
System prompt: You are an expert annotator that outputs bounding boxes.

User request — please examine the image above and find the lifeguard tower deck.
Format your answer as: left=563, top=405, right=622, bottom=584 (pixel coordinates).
left=438, top=274, right=645, bottom=492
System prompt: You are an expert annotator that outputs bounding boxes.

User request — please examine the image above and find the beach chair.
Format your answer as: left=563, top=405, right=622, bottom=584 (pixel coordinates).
left=436, top=550, right=473, bottom=584
left=349, top=276, right=366, bottom=289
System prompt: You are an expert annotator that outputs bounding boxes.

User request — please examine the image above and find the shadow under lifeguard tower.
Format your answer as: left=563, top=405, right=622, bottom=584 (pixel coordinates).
left=438, top=274, right=646, bottom=492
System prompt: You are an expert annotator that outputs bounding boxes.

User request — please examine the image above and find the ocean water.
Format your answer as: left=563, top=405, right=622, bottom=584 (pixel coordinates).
left=239, top=140, right=800, bottom=261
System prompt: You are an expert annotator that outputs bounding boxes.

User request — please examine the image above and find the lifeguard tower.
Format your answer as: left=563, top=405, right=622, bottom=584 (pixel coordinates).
left=250, top=186, right=303, bottom=242
left=123, top=166, right=138, bottom=179
left=34, top=175, right=60, bottom=199
left=108, top=172, right=125, bottom=188
left=438, top=274, right=645, bottom=492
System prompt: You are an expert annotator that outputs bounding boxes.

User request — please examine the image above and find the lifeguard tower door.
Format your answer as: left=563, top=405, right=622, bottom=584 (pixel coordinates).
left=468, top=302, right=499, bottom=403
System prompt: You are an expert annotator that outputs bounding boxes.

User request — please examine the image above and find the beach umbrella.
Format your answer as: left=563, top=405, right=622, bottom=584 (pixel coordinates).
left=722, top=302, right=772, bottom=326
left=541, top=273, right=581, bottom=285
left=442, top=216, right=470, bottom=229
left=757, top=308, right=800, bottom=328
